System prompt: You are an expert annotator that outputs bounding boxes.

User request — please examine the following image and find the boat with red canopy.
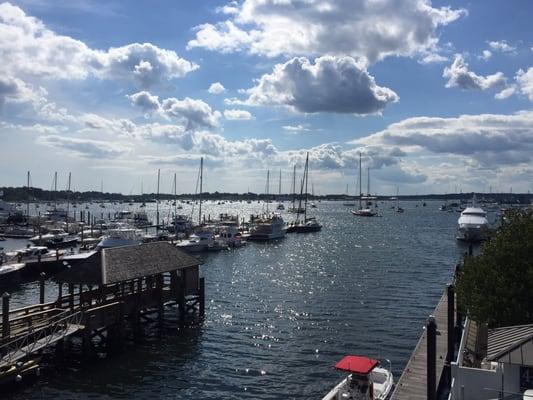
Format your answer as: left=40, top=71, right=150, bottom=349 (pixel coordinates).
left=322, top=355, right=394, bottom=400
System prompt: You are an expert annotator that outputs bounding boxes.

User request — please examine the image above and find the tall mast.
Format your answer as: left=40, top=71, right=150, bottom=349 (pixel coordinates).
left=173, top=173, right=177, bottom=217
left=303, top=153, right=309, bottom=221
left=292, top=165, right=296, bottom=210
left=156, top=169, right=160, bottom=231
left=359, top=153, right=362, bottom=210
left=54, top=171, right=58, bottom=209
left=26, top=171, right=30, bottom=218
left=278, top=169, right=282, bottom=197
left=266, top=169, right=270, bottom=213
left=396, top=186, right=399, bottom=210
left=367, top=167, right=370, bottom=196
left=66, top=172, right=71, bottom=232
left=199, top=157, right=203, bottom=225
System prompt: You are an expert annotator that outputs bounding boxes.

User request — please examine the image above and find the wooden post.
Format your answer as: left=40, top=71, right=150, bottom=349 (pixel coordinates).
left=178, top=273, right=185, bottom=321
left=69, top=283, right=74, bottom=311
left=56, top=248, right=59, bottom=262
left=157, top=274, right=164, bottom=325
left=447, top=284, right=455, bottom=363
left=39, top=272, right=46, bottom=304
left=57, top=282, right=63, bottom=306
left=427, top=315, right=437, bottom=400
left=199, top=277, right=205, bottom=317
left=2, top=293, right=10, bottom=339
left=38, top=254, right=42, bottom=273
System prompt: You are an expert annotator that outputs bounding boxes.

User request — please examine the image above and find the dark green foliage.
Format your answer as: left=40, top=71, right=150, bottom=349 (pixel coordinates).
left=456, top=209, right=533, bottom=328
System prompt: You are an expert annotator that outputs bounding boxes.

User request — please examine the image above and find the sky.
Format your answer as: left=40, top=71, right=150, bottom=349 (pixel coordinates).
left=0, top=0, right=532, bottom=196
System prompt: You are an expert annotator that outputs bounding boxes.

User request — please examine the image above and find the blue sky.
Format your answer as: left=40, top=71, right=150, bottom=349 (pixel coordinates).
left=0, top=0, right=532, bottom=195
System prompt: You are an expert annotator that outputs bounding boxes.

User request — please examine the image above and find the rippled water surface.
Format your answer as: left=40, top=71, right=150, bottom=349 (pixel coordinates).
left=5, top=200, right=469, bottom=399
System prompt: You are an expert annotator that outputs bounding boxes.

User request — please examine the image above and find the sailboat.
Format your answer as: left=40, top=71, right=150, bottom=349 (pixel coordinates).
left=276, top=169, right=285, bottom=210
left=352, top=153, right=377, bottom=217
left=287, top=165, right=304, bottom=213
left=248, top=170, right=286, bottom=240
left=396, top=187, right=404, bottom=213
left=287, top=153, right=322, bottom=233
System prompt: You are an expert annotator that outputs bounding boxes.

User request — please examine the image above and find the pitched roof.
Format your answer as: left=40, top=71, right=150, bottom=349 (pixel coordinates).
left=102, top=241, right=200, bottom=284
left=57, top=242, right=200, bottom=284
left=486, top=324, right=533, bottom=366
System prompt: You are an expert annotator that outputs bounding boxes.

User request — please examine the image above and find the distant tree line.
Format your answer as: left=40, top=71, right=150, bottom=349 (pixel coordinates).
left=0, top=186, right=531, bottom=203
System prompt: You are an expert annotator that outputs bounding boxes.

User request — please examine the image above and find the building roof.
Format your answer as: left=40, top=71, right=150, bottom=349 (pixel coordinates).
left=57, top=242, right=200, bottom=285
left=101, top=242, right=200, bottom=284
left=486, top=324, right=533, bottom=366
left=335, top=356, right=379, bottom=375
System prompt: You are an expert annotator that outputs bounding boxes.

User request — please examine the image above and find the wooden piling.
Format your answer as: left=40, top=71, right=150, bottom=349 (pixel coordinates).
left=427, top=315, right=437, bottom=400
left=39, top=273, right=46, bottom=304
left=199, top=277, right=205, bottom=317
left=2, top=293, right=10, bottom=339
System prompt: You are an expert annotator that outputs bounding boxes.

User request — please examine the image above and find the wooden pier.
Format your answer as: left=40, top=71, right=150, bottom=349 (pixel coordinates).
left=0, top=242, right=205, bottom=386
left=390, top=285, right=457, bottom=400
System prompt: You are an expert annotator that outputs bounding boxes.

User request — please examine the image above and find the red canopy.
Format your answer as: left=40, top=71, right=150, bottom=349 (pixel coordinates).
left=335, top=356, right=379, bottom=375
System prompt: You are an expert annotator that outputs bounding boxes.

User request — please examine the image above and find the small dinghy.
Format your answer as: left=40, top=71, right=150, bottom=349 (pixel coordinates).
left=322, top=355, right=394, bottom=400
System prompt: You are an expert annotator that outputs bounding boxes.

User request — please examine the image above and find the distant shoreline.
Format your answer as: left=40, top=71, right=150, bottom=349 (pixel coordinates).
left=1, top=186, right=531, bottom=204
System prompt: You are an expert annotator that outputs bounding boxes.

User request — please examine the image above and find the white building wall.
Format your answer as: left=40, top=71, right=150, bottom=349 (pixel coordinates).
left=450, top=363, right=502, bottom=400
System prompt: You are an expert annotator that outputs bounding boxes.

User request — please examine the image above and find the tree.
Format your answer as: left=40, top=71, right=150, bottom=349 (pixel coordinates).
left=456, top=209, right=533, bottom=328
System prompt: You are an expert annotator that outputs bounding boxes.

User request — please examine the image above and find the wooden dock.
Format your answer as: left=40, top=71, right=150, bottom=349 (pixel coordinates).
left=390, top=291, right=450, bottom=400
left=0, top=242, right=205, bottom=386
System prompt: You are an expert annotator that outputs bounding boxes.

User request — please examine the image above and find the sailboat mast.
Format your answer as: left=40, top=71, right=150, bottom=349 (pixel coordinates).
left=66, top=172, right=71, bottom=232
left=303, top=153, right=309, bottom=221
left=199, top=157, right=203, bottom=225
left=278, top=169, right=282, bottom=197
left=26, top=171, right=30, bottom=218
left=367, top=167, right=370, bottom=196
left=156, top=169, right=160, bottom=230
left=292, top=165, right=296, bottom=210
left=54, top=171, right=58, bottom=209
left=396, top=186, right=399, bottom=209
left=266, top=169, right=270, bottom=213
left=359, top=153, right=362, bottom=210
left=173, top=173, right=177, bottom=217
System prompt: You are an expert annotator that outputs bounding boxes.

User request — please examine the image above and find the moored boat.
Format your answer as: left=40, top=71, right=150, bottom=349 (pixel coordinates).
left=456, top=206, right=489, bottom=242
left=322, top=355, right=394, bottom=400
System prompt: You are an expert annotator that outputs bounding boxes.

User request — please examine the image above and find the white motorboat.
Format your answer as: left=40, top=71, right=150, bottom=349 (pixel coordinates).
left=457, top=207, right=489, bottom=242
left=217, top=225, right=246, bottom=248
left=29, top=229, right=79, bottom=248
left=351, top=208, right=377, bottom=217
left=322, top=356, right=394, bottom=400
left=176, top=230, right=217, bottom=252
left=3, top=246, right=51, bottom=264
left=96, top=227, right=144, bottom=249
left=248, top=213, right=286, bottom=240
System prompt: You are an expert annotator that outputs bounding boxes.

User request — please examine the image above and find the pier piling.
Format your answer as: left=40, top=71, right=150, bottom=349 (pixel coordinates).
left=427, top=315, right=437, bottom=400
left=39, top=273, right=46, bottom=304
left=2, top=293, right=10, bottom=339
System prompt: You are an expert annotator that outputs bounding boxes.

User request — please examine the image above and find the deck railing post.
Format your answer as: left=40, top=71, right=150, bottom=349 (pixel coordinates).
left=2, top=292, right=10, bottom=339
left=39, top=272, right=46, bottom=304
left=57, top=282, right=63, bottom=306
left=427, top=315, right=437, bottom=400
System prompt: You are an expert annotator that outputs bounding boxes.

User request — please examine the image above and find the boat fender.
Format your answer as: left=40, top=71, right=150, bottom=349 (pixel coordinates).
left=15, top=374, right=22, bottom=383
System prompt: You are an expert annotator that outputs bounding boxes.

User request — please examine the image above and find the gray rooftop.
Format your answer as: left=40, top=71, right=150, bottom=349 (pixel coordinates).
left=486, top=324, right=533, bottom=366
left=102, top=242, right=199, bottom=284
left=57, top=242, right=200, bottom=285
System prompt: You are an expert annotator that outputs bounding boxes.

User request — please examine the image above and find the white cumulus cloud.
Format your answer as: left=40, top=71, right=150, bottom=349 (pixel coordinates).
left=208, top=82, right=226, bottom=94
left=242, top=56, right=399, bottom=114
left=443, top=54, right=506, bottom=91
left=223, top=109, right=253, bottom=120
left=187, top=0, right=466, bottom=64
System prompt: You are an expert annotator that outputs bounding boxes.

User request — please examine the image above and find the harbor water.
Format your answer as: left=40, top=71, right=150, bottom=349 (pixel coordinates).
left=4, top=200, right=470, bottom=399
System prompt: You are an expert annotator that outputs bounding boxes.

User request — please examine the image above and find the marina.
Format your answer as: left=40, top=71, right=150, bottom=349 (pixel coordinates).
left=0, top=196, right=514, bottom=398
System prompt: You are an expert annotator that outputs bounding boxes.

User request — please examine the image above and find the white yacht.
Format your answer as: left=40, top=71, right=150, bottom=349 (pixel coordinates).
left=96, top=227, right=144, bottom=249
left=457, top=207, right=489, bottom=242
left=217, top=225, right=246, bottom=248
left=322, top=356, right=394, bottom=400
left=248, top=213, right=286, bottom=240
left=29, top=228, right=79, bottom=248
left=176, top=230, right=217, bottom=252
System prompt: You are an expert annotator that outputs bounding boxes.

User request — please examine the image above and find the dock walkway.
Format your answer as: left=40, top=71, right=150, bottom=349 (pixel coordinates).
left=390, top=291, right=449, bottom=400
